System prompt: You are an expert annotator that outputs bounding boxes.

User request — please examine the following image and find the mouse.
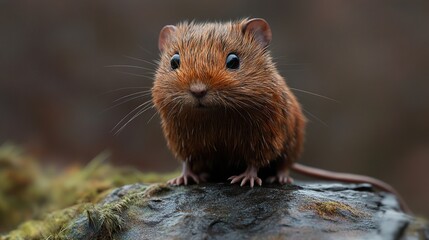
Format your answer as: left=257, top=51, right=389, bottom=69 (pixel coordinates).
left=151, top=18, right=410, bottom=213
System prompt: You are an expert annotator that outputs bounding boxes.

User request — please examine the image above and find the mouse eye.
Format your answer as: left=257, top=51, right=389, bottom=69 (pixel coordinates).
left=170, top=53, right=180, bottom=70
left=226, top=53, right=239, bottom=70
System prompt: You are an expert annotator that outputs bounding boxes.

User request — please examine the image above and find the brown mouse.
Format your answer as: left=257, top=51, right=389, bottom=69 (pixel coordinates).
left=151, top=18, right=410, bottom=213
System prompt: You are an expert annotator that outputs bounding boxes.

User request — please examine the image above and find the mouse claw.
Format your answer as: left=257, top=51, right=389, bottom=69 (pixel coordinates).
left=167, top=162, right=201, bottom=186
left=167, top=178, right=175, bottom=185
left=167, top=172, right=201, bottom=186
left=265, top=176, right=276, bottom=184
left=228, top=176, right=240, bottom=184
left=278, top=175, right=293, bottom=185
left=240, top=177, right=248, bottom=187
left=190, top=173, right=200, bottom=184
left=228, top=175, right=236, bottom=181
left=229, top=166, right=262, bottom=187
left=266, top=173, right=293, bottom=185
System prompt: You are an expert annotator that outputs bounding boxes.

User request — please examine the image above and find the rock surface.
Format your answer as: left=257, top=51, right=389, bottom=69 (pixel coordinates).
left=54, top=182, right=426, bottom=240
left=1, top=147, right=425, bottom=239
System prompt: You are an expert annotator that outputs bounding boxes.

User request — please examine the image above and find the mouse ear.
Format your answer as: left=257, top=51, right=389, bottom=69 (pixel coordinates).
left=158, top=25, right=177, bottom=52
left=242, top=18, right=272, bottom=48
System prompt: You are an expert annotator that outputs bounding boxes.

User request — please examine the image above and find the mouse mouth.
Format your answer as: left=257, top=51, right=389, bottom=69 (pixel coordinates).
left=185, top=92, right=215, bottom=110
left=195, top=101, right=207, bottom=109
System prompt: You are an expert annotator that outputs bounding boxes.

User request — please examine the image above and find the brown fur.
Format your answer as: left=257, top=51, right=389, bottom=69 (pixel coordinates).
left=152, top=19, right=305, bottom=179
left=151, top=19, right=411, bottom=213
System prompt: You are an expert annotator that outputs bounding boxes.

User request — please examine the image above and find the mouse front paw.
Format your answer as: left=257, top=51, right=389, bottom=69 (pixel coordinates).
left=266, top=173, right=294, bottom=185
left=228, top=166, right=262, bottom=187
left=167, top=171, right=201, bottom=185
left=167, top=161, right=205, bottom=185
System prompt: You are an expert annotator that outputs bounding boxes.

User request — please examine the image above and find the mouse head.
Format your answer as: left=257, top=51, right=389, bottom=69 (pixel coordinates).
left=152, top=18, right=279, bottom=116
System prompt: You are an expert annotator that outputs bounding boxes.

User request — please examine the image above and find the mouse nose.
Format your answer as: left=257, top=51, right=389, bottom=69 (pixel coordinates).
left=189, top=83, right=207, bottom=99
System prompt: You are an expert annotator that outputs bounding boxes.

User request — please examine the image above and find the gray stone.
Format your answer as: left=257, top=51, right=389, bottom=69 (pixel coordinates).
left=62, top=182, right=427, bottom=240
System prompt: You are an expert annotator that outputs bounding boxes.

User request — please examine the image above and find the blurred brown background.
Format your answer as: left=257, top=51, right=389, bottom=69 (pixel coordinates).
left=0, top=1, right=428, bottom=217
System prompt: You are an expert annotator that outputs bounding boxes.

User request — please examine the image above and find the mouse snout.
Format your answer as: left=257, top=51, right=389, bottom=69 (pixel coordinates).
left=189, top=82, right=208, bottom=99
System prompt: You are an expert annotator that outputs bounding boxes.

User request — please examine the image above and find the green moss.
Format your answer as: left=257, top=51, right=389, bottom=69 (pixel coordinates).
left=3, top=204, right=90, bottom=240
left=0, top=143, right=178, bottom=236
left=0, top=143, right=46, bottom=233
left=1, top=183, right=173, bottom=239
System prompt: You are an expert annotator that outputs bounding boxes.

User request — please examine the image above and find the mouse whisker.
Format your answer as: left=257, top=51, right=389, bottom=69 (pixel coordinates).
left=112, top=100, right=154, bottom=134
left=113, top=90, right=152, bottom=103
left=114, top=103, right=154, bottom=135
left=289, top=88, right=340, bottom=103
left=96, top=87, right=151, bottom=98
left=101, top=93, right=151, bottom=114
left=148, top=99, right=173, bottom=124
left=272, top=55, right=306, bottom=62
left=222, top=97, right=249, bottom=122
left=104, top=64, right=155, bottom=72
left=276, top=63, right=307, bottom=66
left=146, top=106, right=160, bottom=124
left=214, top=92, right=229, bottom=115
left=166, top=96, right=183, bottom=120
left=232, top=97, right=284, bottom=122
left=137, top=45, right=157, bottom=58
left=113, top=71, right=154, bottom=79
left=301, top=108, right=329, bottom=127
left=273, top=61, right=307, bottom=67
left=122, top=55, right=158, bottom=67
left=282, top=69, right=307, bottom=72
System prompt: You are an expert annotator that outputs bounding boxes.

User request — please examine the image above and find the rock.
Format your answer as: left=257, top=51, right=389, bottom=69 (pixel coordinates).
left=36, top=182, right=427, bottom=240
left=2, top=146, right=422, bottom=239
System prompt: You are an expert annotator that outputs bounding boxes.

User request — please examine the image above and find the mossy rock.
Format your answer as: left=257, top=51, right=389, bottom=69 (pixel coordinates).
left=1, top=144, right=427, bottom=239
left=2, top=182, right=428, bottom=240
left=0, top=144, right=178, bottom=233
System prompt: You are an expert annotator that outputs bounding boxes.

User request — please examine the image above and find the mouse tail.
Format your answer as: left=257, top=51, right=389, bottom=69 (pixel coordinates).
left=291, top=163, right=411, bottom=214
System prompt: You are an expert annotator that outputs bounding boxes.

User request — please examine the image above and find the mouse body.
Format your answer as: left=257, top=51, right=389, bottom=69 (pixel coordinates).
left=151, top=18, right=410, bottom=212
left=152, top=18, right=304, bottom=186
